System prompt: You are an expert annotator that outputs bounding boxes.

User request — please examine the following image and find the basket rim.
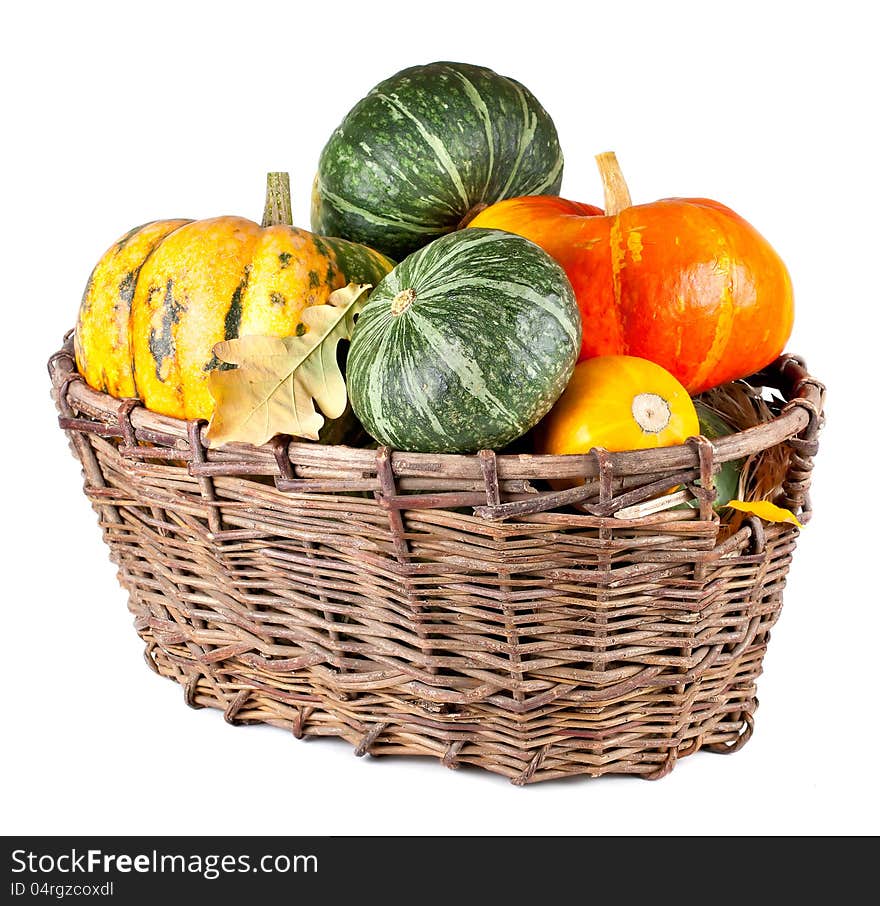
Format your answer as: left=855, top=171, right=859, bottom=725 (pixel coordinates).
left=49, top=332, right=823, bottom=482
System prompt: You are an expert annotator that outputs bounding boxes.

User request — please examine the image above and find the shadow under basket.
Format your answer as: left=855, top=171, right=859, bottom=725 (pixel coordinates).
left=50, top=335, right=824, bottom=785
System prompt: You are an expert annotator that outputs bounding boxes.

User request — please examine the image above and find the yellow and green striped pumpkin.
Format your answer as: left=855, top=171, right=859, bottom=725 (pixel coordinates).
left=75, top=187, right=393, bottom=421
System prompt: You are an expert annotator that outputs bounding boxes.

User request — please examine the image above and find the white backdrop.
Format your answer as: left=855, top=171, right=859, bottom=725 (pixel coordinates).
left=2, top=0, right=876, bottom=835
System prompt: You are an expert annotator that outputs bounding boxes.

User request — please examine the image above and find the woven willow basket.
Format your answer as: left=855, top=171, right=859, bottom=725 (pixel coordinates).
left=50, top=333, right=823, bottom=784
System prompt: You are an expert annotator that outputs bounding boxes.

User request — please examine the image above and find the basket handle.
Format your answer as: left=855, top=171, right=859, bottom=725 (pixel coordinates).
left=771, top=355, right=825, bottom=522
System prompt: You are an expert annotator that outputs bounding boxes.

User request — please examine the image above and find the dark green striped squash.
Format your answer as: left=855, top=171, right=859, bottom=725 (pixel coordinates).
left=75, top=174, right=393, bottom=420
left=346, top=229, right=581, bottom=453
left=312, top=61, right=564, bottom=261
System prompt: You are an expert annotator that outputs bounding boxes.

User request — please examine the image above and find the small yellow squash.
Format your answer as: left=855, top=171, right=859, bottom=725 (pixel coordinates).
left=535, top=355, right=699, bottom=455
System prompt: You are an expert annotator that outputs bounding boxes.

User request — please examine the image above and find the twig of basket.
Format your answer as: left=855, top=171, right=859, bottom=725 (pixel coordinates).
left=473, top=467, right=701, bottom=521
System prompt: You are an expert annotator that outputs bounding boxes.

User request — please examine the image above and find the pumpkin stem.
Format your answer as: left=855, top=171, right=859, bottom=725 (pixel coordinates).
left=390, top=288, right=416, bottom=316
left=632, top=393, right=671, bottom=434
left=457, top=202, right=489, bottom=230
left=263, top=172, right=294, bottom=227
left=595, top=152, right=632, bottom=216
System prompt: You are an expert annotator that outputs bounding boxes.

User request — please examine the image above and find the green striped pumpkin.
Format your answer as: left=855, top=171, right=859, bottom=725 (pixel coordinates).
left=312, top=61, right=564, bottom=261
left=346, top=229, right=581, bottom=453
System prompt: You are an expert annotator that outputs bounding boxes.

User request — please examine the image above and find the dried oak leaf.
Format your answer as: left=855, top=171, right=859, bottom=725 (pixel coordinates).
left=206, top=283, right=370, bottom=448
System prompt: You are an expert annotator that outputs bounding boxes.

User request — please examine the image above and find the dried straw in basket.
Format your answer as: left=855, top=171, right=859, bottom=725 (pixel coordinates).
left=698, top=381, right=794, bottom=536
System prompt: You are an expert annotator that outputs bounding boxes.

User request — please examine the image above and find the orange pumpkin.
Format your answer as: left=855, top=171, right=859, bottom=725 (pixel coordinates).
left=469, top=153, right=794, bottom=394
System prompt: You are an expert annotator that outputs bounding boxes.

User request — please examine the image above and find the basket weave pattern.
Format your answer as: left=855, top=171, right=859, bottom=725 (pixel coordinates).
left=50, top=335, right=823, bottom=784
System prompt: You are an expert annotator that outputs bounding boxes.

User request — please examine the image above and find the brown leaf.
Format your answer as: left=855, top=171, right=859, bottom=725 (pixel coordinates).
left=206, top=283, right=370, bottom=448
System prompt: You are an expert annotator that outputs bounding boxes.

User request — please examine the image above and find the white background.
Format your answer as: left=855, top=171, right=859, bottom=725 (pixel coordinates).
left=2, top=0, right=876, bottom=836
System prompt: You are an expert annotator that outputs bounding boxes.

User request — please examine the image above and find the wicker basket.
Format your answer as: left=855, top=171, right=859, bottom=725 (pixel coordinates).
left=49, top=333, right=823, bottom=784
